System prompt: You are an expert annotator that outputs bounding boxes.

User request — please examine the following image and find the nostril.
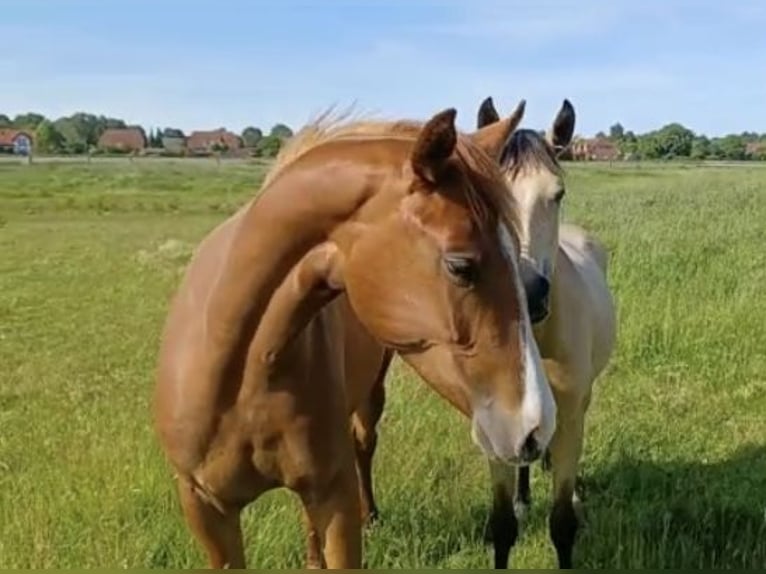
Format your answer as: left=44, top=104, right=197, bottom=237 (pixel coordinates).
left=520, top=430, right=541, bottom=462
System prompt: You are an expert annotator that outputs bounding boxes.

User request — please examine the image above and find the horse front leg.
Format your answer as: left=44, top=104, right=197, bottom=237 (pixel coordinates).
left=547, top=398, right=587, bottom=569
left=486, top=460, right=520, bottom=568
left=176, top=476, right=246, bottom=569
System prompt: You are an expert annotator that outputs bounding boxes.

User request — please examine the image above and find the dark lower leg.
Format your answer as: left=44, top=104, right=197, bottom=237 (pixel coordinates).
left=354, top=430, right=379, bottom=525
left=487, top=461, right=519, bottom=569
left=517, top=465, right=531, bottom=508
left=353, top=361, right=387, bottom=526
left=490, top=491, right=519, bottom=569
left=177, top=478, right=245, bottom=569
left=549, top=486, right=578, bottom=569
left=547, top=406, right=586, bottom=570
left=541, top=448, right=552, bottom=471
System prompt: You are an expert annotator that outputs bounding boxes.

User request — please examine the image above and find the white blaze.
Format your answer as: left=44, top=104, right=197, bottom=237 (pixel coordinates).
left=498, top=223, right=557, bottom=453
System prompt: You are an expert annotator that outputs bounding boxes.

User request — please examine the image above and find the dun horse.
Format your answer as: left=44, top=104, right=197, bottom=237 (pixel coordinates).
left=152, top=106, right=555, bottom=568
left=352, top=98, right=617, bottom=568
left=476, top=97, right=616, bottom=568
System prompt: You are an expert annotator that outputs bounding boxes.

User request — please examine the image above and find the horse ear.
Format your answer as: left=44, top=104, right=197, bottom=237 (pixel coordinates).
left=477, top=96, right=501, bottom=128
left=470, top=98, right=525, bottom=161
left=411, top=107, right=458, bottom=184
left=547, top=99, right=576, bottom=155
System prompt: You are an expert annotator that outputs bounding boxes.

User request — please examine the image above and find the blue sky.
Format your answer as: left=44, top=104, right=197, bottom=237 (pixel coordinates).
left=2, top=0, right=765, bottom=137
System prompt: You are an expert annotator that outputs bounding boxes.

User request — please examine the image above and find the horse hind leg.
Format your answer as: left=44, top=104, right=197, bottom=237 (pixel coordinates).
left=177, top=476, right=245, bottom=569
left=300, top=507, right=325, bottom=569
left=352, top=350, right=390, bottom=526
left=299, top=458, right=362, bottom=568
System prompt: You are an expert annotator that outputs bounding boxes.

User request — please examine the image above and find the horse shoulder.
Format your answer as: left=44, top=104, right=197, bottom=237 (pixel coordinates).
left=554, top=226, right=616, bottom=382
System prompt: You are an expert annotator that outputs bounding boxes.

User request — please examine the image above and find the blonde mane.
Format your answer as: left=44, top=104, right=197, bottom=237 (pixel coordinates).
left=260, top=107, right=520, bottom=241
left=261, top=108, right=422, bottom=190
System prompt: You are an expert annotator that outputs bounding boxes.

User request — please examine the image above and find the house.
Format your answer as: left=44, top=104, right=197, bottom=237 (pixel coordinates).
left=161, top=135, right=187, bottom=155
left=97, top=127, right=147, bottom=152
left=0, top=129, right=33, bottom=155
left=186, top=128, right=242, bottom=154
left=571, top=137, right=620, bottom=161
left=745, top=141, right=766, bottom=159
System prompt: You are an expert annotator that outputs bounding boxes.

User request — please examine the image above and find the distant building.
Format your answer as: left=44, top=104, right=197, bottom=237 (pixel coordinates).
left=98, top=127, right=147, bottom=152
left=186, top=128, right=242, bottom=154
left=745, top=141, right=766, bottom=159
left=0, top=129, right=33, bottom=155
left=572, top=137, right=620, bottom=161
left=161, top=135, right=187, bottom=155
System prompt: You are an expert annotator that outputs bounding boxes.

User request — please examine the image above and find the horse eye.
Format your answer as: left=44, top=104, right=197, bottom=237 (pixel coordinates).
left=443, top=255, right=478, bottom=286
left=553, top=188, right=566, bottom=204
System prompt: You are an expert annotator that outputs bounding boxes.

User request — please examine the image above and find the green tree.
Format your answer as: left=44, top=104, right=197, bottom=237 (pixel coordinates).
left=269, top=123, right=293, bottom=139
left=13, top=112, right=46, bottom=130
left=147, top=128, right=163, bottom=147
left=34, top=120, right=66, bottom=153
left=0, top=114, right=10, bottom=127
left=242, top=126, right=263, bottom=148
left=609, top=123, right=625, bottom=140
left=653, top=123, right=695, bottom=158
left=636, top=134, right=662, bottom=160
left=715, top=135, right=746, bottom=160
left=257, top=134, right=283, bottom=157
left=690, top=136, right=710, bottom=160
left=53, top=117, right=87, bottom=153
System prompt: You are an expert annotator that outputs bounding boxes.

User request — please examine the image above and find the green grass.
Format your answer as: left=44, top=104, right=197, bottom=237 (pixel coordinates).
left=1, top=159, right=765, bottom=568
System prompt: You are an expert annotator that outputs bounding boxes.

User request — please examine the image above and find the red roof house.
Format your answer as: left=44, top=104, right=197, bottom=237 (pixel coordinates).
left=572, top=137, right=620, bottom=161
left=97, top=127, right=147, bottom=152
left=186, top=128, right=242, bottom=153
left=0, top=128, right=33, bottom=155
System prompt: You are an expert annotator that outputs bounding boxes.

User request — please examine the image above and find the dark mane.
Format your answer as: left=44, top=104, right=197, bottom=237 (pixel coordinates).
left=501, top=128, right=563, bottom=178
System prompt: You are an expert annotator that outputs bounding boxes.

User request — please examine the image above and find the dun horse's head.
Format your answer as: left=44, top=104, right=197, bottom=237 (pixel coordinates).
left=339, top=108, right=556, bottom=465
left=477, top=97, right=575, bottom=324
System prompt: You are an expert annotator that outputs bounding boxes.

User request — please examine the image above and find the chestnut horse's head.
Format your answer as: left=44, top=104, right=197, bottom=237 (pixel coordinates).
left=335, top=107, right=556, bottom=465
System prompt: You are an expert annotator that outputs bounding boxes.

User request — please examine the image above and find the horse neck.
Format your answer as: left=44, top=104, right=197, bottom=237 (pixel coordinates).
left=203, top=140, right=405, bottom=366
left=532, top=243, right=569, bottom=354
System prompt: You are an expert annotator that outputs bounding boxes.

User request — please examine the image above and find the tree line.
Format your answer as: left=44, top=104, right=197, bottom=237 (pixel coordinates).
left=4, top=110, right=766, bottom=161
left=0, top=112, right=294, bottom=158
left=599, top=122, right=766, bottom=161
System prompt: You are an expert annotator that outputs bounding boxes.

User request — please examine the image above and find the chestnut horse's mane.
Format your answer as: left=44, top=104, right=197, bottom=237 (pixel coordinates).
left=261, top=107, right=521, bottom=239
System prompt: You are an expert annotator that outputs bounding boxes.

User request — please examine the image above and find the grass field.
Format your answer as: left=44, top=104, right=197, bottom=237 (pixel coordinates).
left=1, top=158, right=765, bottom=568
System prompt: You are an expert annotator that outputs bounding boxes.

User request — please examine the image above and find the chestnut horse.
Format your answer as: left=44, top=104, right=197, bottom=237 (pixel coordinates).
left=152, top=106, right=556, bottom=568
left=351, top=98, right=617, bottom=568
